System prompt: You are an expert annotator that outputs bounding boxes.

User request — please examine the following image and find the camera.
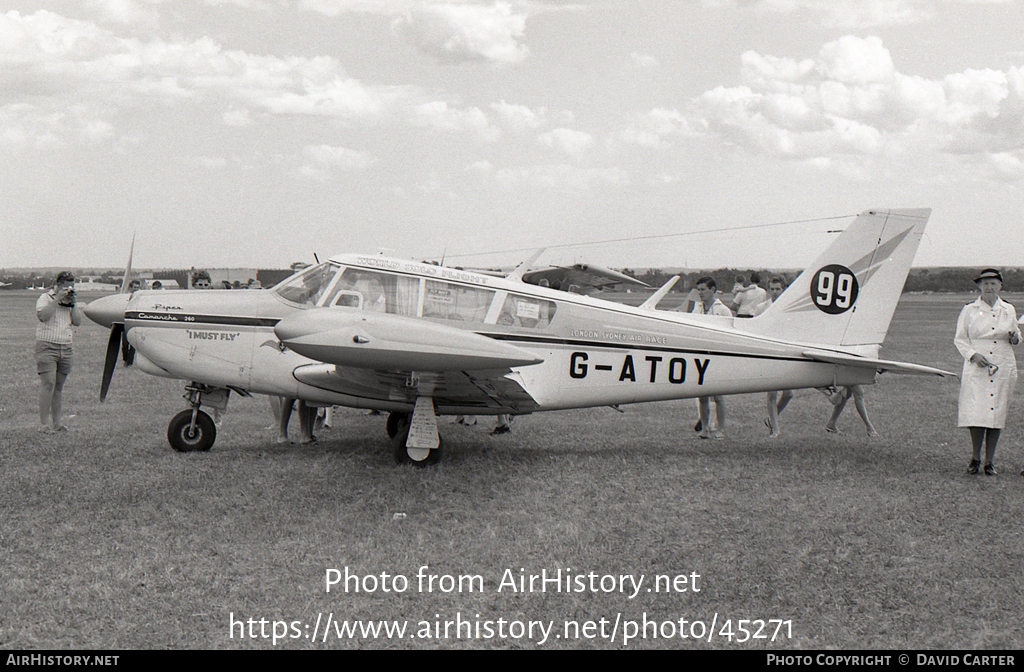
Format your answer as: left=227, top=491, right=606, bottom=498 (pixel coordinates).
left=59, top=289, right=76, bottom=307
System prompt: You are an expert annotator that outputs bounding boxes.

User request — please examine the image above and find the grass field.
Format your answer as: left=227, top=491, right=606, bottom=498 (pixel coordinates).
left=1, top=290, right=1022, bottom=650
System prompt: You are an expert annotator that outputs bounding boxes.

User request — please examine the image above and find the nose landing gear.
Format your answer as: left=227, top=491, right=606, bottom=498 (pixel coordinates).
left=167, top=408, right=216, bottom=452
left=167, top=383, right=228, bottom=452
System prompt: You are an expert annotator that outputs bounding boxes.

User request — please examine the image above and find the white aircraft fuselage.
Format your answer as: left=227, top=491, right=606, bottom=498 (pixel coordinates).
left=111, top=259, right=878, bottom=414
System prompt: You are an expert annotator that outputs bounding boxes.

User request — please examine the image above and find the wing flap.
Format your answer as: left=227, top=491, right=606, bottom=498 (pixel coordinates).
left=292, top=364, right=540, bottom=412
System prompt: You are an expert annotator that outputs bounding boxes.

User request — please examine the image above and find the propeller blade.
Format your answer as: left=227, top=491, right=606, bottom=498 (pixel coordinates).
left=120, top=330, right=135, bottom=366
left=101, top=324, right=124, bottom=402
left=118, top=233, right=136, bottom=294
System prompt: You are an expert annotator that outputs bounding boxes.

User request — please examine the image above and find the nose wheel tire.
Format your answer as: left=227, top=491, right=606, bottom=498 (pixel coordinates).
left=167, top=409, right=216, bottom=452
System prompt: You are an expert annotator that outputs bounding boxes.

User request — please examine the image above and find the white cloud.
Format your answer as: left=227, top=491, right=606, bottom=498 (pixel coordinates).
left=537, top=127, right=593, bottom=156
left=411, top=100, right=501, bottom=140
left=616, top=108, right=696, bottom=148
left=84, top=0, right=161, bottom=26
left=303, top=143, right=375, bottom=169
left=299, top=0, right=413, bottom=17
left=203, top=0, right=282, bottom=8
left=297, top=143, right=375, bottom=180
left=691, top=35, right=1024, bottom=178
left=392, top=2, right=529, bottom=64
left=631, top=51, right=659, bottom=68
left=465, top=159, right=493, bottom=175
left=495, top=164, right=630, bottom=191
left=0, top=101, right=114, bottom=149
left=195, top=155, right=228, bottom=169
left=712, top=0, right=1016, bottom=29
left=222, top=107, right=252, bottom=126
left=817, top=35, right=894, bottom=84
left=490, top=100, right=544, bottom=132
left=810, top=0, right=928, bottom=28
left=0, top=9, right=425, bottom=147
left=299, top=143, right=374, bottom=181
left=987, top=152, right=1024, bottom=181
left=710, top=0, right=929, bottom=28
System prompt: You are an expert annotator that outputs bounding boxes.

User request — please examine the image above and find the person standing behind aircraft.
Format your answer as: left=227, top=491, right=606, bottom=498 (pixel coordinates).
left=676, top=280, right=707, bottom=432
left=823, top=385, right=877, bottom=437
left=192, top=270, right=212, bottom=289
left=278, top=397, right=317, bottom=444
left=954, top=269, right=1020, bottom=476
left=491, top=414, right=513, bottom=435
left=692, top=277, right=731, bottom=439
left=36, top=271, right=84, bottom=433
left=730, top=272, right=768, bottom=318
left=755, top=277, right=793, bottom=437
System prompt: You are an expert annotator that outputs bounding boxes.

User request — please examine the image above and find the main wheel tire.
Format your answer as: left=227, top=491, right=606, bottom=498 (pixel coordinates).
left=391, top=418, right=443, bottom=466
left=167, top=409, right=216, bottom=453
left=386, top=411, right=408, bottom=439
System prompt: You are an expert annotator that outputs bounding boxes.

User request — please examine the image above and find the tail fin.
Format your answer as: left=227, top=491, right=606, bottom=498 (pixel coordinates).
left=739, top=208, right=930, bottom=355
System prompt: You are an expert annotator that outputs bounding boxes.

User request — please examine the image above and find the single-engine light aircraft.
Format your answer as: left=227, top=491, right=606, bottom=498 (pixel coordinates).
left=85, top=209, right=954, bottom=463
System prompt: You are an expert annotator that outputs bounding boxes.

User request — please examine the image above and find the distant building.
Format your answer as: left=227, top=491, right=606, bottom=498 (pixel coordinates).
left=257, top=269, right=293, bottom=288
left=74, top=278, right=120, bottom=293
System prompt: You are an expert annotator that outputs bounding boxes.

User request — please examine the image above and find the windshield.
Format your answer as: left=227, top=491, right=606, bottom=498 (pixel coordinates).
left=271, top=262, right=340, bottom=306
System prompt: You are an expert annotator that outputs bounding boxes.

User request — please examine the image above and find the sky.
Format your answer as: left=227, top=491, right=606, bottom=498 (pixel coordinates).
left=2, top=0, right=1023, bottom=272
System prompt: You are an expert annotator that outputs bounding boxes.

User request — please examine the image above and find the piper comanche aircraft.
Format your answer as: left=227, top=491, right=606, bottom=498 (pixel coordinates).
left=84, top=208, right=954, bottom=464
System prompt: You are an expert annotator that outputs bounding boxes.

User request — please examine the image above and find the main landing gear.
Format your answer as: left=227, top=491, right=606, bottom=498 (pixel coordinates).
left=386, top=397, right=443, bottom=466
left=167, top=383, right=229, bottom=453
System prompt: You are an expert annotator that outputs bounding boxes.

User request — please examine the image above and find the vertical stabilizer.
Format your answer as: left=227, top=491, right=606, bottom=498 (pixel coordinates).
left=738, top=209, right=930, bottom=354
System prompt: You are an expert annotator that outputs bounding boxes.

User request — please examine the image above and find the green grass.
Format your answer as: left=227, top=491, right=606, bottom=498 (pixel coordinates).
left=1, top=290, right=1023, bottom=649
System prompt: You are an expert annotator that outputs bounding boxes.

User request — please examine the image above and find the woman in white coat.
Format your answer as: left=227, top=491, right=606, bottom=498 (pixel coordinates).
left=954, top=269, right=1021, bottom=475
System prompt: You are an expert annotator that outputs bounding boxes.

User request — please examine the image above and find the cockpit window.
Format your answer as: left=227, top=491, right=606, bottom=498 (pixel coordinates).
left=423, top=280, right=494, bottom=323
left=319, top=267, right=420, bottom=316
left=497, top=293, right=556, bottom=329
left=271, top=262, right=340, bottom=306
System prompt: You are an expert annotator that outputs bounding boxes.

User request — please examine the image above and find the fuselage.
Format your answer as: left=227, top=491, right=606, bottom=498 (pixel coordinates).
left=106, top=254, right=874, bottom=415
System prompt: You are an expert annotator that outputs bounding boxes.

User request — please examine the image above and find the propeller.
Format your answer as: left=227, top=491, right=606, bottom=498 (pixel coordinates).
left=101, top=324, right=125, bottom=402
left=97, top=235, right=136, bottom=401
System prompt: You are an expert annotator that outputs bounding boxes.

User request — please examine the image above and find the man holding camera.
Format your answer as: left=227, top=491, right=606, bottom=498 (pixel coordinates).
left=36, top=271, right=84, bottom=433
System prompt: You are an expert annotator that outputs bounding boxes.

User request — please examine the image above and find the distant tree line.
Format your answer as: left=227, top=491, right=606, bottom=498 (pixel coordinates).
left=901, top=268, right=1024, bottom=293
left=618, top=268, right=799, bottom=292
left=613, top=267, right=1024, bottom=294
left=3, top=266, right=1020, bottom=293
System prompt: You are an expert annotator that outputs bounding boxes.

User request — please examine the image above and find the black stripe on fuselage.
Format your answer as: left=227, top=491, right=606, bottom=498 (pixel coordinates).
left=125, top=311, right=280, bottom=328
left=482, top=332, right=812, bottom=363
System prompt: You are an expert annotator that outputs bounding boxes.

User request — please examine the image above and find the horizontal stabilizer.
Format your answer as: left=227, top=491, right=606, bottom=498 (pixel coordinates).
left=802, top=349, right=957, bottom=377
left=275, top=308, right=545, bottom=371
left=639, top=275, right=680, bottom=310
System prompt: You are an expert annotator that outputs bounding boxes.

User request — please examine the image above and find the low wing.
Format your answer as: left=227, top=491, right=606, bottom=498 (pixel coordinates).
left=275, top=308, right=544, bottom=412
left=802, top=349, right=957, bottom=377
left=275, top=308, right=543, bottom=370
left=522, top=264, right=649, bottom=292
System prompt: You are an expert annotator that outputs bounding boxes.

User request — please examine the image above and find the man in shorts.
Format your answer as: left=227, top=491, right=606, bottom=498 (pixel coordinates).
left=36, top=271, right=84, bottom=432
